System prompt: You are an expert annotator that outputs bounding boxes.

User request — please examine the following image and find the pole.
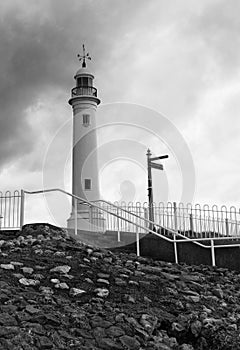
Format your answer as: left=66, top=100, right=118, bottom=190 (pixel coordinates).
left=74, top=198, right=77, bottom=236
left=147, top=149, right=154, bottom=230
left=211, top=239, right=216, bottom=266
left=136, top=226, right=140, bottom=257
left=20, top=189, right=25, bottom=230
left=173, top=202, right=178, bottom=263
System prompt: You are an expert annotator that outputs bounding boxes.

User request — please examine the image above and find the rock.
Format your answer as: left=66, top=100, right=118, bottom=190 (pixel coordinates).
left=51, top=278, right=60, bottom=284
left=212, top=288, right=224, bottom=299
left=10, top=261, right=24, bottom=266
left=69, top=288, right=86, bottom=296
left=97, top=278, right=110, bottom=285
left=115, top=278, right=127, bottom=286
left=95, top=288, right=109, bottom=297
left=124, top=294, right=135, bottom=303
left=129, top=280, right=139, bottom=287
left=185, top=295, right=200, bottom=303
left=143, top=296, right=152, bottom=303
left=106, top=326, right=125, bottom=337
left=98, top=337, right=123, bottom=349
left=190, top=320, right=202, bottom=337
left=140, top=314, right=158, bottom=334
left=55, top=282, right=69, bottom=289
left=97, top=273, right=110, bottom=279
left=0, top=223, right=239, bottom=349
left=22, top=267, right=34, bottom=274
left=50, top=265, right=71, bottom=274
left=19, top=278, right=40, bottom=286
left=120, top=335, right=140, bottom=349
left=0, top=313, right=18, bottom=326
left=84, top=277, right=94, bottom=284
left=25, top=305, right=40, bottom=315
left=0, top=263, right=14, bottom=270
left=37, top=335, right=54, bottom=349
left=203, top=317, right=223, bottom=328
left=179, top=344, right=194, bottom=350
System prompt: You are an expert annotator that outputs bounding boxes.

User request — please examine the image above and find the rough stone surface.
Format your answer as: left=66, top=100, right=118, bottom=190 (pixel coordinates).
left=0, top=223, right=238, bottom=349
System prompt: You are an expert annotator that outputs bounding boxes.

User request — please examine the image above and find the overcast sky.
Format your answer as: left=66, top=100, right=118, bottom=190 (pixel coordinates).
left=0, top=0, right=240, bottom=226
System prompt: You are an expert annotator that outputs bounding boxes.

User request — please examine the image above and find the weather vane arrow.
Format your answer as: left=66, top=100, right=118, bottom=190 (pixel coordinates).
left=77, top=44, right=91, bottom=68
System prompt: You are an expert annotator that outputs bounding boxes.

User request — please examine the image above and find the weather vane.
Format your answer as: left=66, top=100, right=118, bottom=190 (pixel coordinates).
left=77, top=44, right=91, bottom=68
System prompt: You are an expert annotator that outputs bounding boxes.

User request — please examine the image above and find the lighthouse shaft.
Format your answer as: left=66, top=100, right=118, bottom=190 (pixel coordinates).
left=71, top=101, right=100, bottom=207
left=69, top=67, right=100, bottom=203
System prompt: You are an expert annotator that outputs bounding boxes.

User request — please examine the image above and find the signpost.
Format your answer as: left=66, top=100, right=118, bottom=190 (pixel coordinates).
left=147, top=149, right=168, bottom=230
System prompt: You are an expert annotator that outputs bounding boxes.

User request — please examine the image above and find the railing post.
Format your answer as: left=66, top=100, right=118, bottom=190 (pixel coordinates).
left=89, top=205, right=93, bottom=231
left=136, top=226, right=140, bottom=257
left=211, top=239, right=216, bottom=267
left=117, top=207, right=121, bottom=242
left=173, top=202, right=178, bottom=230
left=74, top=198, right=78, bottom=236
left=20, top=189, right=25, bottom=230
left=189, top=213, right=194, bottom=237
left=173, top=202, right=178, bottom=264
left=225, top=218, right=229, bottom=236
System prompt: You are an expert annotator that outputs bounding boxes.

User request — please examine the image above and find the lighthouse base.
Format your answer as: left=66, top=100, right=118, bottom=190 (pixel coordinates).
left=67, top=209, right=106, bottom=233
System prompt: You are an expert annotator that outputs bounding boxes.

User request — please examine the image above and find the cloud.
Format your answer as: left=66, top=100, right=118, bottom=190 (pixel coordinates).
left=0, top=0, right=239, bottom=224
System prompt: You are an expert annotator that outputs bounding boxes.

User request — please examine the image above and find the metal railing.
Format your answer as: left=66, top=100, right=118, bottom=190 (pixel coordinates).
left=98, top=201, right=240, bottom=239
left=93, top=200, right=149, bottom=234
left=153, top=202, right=240, bottom=238
left=2, top=189, right=240, bottom=267
left=71, top=86, right=97, bottom=97
left=0, top=190, right=21, bottom=229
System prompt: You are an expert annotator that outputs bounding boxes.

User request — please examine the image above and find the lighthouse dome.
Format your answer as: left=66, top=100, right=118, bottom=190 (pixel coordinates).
left=74, top=66, right=94, bottom=79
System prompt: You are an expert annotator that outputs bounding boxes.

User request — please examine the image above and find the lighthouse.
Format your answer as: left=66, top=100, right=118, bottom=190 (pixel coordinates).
left=67, top=45, right=103, bottom=230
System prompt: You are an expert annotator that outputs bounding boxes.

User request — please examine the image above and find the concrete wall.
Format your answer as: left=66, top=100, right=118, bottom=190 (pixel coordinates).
left=112, top=233, right=240, bottom=271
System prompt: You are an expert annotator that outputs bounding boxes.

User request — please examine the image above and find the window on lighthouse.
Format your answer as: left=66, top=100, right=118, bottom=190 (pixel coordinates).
left=83, top=114, right=90, bottom=127
left=84, top=179, right=92, bottom=191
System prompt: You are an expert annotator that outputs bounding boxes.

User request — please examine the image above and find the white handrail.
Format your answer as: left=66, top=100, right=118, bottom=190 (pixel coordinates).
left=23, top=188, right=173, bottom=241
left=22, top=188, right=240, bottom=265
left=92, top=198, right=175, bottom=235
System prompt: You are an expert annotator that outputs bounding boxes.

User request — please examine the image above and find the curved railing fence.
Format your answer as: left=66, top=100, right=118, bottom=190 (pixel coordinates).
left=93, top=201, right=240, bottom=239
left=0, top=190, right=21, bottom=229
left=0, top=190, right=240, bottom=239
left=1, top=189, right=240, bottom=267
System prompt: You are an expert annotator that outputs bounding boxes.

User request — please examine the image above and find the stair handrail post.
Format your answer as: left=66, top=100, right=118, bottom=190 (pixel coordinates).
left=20, top=189, right=25, bottom=230
left=225, top=218, right=229, bottom=236
left=74, top=197, right=78, bottom=236
left=189, top=213, right=194, bottom=237
left=117, top=207, right=121, bottom=242
left=136, top=226, right=140, bottom=257
left=173, top=202, right=178, bottom=264
left=211, top=239, right=216, bottom=266
left=89, top=205, right=93, bottom=231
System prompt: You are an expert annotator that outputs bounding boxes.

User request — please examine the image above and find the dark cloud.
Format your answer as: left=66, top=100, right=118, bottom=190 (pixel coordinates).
left=0, top=0, right=140, bottom=169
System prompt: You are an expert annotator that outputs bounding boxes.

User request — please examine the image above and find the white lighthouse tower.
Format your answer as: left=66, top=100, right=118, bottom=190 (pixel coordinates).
left=67, top=45, right=102, bottom=230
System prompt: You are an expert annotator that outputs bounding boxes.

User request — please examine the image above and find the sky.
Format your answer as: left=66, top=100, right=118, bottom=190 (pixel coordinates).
left=0, top=0, right=240, bottom=227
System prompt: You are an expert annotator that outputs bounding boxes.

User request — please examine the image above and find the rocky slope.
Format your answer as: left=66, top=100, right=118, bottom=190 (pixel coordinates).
left=0, top=224, right=239, bottom=349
